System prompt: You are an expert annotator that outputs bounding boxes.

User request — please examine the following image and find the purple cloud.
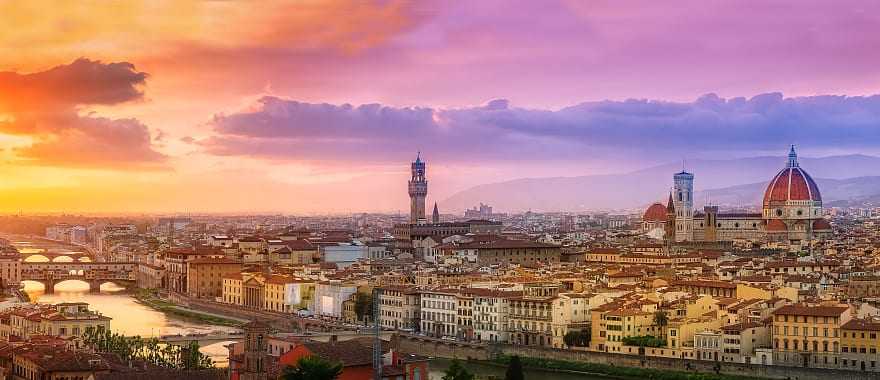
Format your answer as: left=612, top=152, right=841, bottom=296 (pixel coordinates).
left=202, top=93, right=880, bottom=165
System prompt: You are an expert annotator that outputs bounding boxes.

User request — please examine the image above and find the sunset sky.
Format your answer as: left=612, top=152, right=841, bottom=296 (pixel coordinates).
left=2, top=0, right=880, bottom=214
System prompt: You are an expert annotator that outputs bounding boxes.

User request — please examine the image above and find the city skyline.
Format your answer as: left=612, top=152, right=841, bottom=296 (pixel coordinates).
left=2, top=1, right=880, bottom=213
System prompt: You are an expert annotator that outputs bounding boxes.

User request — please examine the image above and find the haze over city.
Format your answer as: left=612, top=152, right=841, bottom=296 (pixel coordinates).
left=2, top=1, right=880, bottom=213
left=5, top=3, right=880, bottom=380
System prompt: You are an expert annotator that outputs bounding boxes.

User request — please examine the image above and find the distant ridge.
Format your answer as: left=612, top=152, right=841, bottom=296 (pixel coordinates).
left=697, top=176, right=880, bottom=209
left=441, top=154, right=880, bottom=212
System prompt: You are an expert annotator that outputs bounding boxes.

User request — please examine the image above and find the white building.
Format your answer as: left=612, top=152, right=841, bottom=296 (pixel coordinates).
left=281, top=281, right=313, bottom=312
left=551, top=293, right=593, bottom=348
left=472, top=288, right=518, bottom=343
left=378, top=286, right=420, bottom=331
left=322, top=243, right=367, bottom=268
left=46, top=224, right=88, bottom=244
left=420, top=289, right=458, bottom=338
left=207, top=235, right=234, bottom=248
left=312, top=281, right=357, bottom=318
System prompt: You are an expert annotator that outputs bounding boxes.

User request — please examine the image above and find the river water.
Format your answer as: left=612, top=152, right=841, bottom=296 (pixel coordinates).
left=429, top=358, right=611, bottom=380
left=8, top=236, right=236, bottom=366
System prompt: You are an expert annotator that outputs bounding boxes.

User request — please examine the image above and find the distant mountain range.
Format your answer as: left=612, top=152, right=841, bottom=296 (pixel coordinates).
left=696, top=176, right=880, bottom=209
left=440, top=155, right=880, bottom=212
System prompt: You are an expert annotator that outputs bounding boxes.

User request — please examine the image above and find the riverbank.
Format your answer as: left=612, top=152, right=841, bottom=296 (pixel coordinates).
left=491, top=355, right=772, bottom=380
left=133, top=289, right=243, bottom=327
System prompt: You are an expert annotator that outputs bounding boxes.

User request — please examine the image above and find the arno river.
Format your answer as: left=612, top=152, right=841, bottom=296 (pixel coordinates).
left=428, top=358, right=610, bottom=380
left=8, top=236, right=236, bottom=366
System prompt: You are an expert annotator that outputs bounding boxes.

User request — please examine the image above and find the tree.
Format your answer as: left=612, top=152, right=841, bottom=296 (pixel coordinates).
left=654, top=311, right=668, bottom=327
left=442, top=359, right=474, bottom=380
left=281, top=356, right=343, bottom=380
left=505, top=355, right=524, bottom=380
left=654, top=311, right=669, bottom=338
left=621, top=335, right=667, bottom=347
left=354, top=292, right=373, bottom=324
left=563, top=329, right=591, bottom=347
left=81, top=327, right=213, bottom=370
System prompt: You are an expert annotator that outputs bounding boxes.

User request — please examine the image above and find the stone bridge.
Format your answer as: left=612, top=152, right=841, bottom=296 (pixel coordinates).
left=21, top=251, right=93, bottom=263
left=22, top=262, right=136, bottom=293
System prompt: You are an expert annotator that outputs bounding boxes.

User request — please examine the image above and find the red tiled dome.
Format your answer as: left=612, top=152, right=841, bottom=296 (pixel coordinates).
left=765, top=219, right=787, bottom=232
left=763, top=147, right=821, bottom=206
left=643, top=203, right=667, bottom=222
left=812, top=219, right=832, bottom=230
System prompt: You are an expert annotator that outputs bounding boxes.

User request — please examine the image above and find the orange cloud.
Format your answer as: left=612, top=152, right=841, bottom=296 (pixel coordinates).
left=0, top=0, right=424, bottom=70
left=0, top=59, right=166, bottom=169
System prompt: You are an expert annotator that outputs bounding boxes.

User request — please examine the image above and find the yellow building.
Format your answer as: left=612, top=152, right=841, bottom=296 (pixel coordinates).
left=585, top=248, right=621, bottom=263
left=736, top=283, right=798, bottom=302
left=222, top=273, right=244, bottom=305
left=1, top=303, right=110, bottom=344
left=771, top=304, right=850, bottom=368
left=591, top=300, right=662, bottom=353
left=509, top=283, right=559, bottom=347
left=666, top=316, right=723, bottom=354
left=223, top=273, right=315, bottom=313
left=603, top=309, right=657, bottom=353
left=840, top=318, right=880, bottom=372
left=264, top=275, right=292, bottom=312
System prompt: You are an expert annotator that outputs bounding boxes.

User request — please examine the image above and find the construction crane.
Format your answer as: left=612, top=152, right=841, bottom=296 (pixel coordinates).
left=372, top=287, right=383, bottom=380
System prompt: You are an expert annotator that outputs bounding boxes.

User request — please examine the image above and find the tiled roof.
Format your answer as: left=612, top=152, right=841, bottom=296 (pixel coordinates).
left=300, top=340, right=373, bottom=367
left=841, top=318, right=880, bottom=331
left=772, top=305, right=848, bottom=317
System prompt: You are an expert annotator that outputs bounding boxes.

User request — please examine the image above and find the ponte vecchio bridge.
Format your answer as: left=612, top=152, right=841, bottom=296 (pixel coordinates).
left=20, top=251, right=93, bottom=263
left=21, top=262, right=136, bottom=294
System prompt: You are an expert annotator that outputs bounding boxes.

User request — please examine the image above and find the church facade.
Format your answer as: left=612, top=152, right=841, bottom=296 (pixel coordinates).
left=643, top=146, right=832, bottom=244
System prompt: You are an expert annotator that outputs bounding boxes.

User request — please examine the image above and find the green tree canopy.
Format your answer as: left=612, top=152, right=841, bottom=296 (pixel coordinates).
left=354, top=292, right=373, bottom=323
left=563, top=329, right=591, bottom=347
left=654, top=311, right=669, bottom=327
left=81, top=327, right=212, bottom=369
left=621, top=335, right=667, bottom=348
left=443, top=359, right=475, bottom=380
left=281, top=356, right=343, bottom=380
left=505, top=355, right=524, bottom=380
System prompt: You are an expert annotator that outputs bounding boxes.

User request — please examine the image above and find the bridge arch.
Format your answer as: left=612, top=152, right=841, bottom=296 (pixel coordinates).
left=21, top=280, right=47, bottom=293
left=23, top=254, right=50, bottom=263
left=95, top=281, right=128, bottom=292
left=54, top=279, right=92, bottom=292
left=52, top=255, right=74, bottom=263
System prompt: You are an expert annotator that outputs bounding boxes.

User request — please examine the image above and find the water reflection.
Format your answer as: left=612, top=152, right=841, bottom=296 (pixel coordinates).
left=23, top=281, right=236, bottom=365
left=429, top=358, right=608, bottom=380
left=23, top=255, right=49, bottom=262
left=24, top=281, right=237, bottom=337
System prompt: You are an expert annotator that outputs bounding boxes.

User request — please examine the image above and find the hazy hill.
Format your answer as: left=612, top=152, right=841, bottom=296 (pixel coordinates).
left=440, top=155, right=880, bottom=212
left=697, top=176, right=880, bottom=209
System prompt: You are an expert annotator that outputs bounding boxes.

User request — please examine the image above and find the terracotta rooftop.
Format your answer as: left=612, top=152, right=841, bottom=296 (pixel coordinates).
left=772, top=305, right=849, bottom=317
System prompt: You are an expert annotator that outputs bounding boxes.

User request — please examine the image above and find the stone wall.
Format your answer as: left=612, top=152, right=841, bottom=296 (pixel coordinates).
left=502, top=345, right=879, bottom=380
left=392, top=334, right=491, bottom=361
left=390, top=336, right=878, bottom=380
